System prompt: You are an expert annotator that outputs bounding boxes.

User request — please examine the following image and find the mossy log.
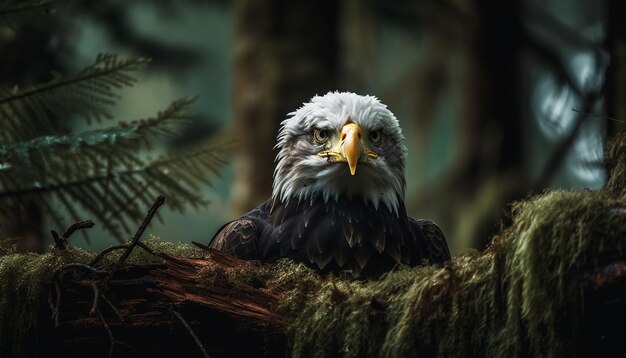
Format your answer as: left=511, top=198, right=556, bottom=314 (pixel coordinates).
left=1, top=190, right=625, bottom=357
left=38, top=250, right=287, bottom=357
left=21, top=246, right=624, bottom=357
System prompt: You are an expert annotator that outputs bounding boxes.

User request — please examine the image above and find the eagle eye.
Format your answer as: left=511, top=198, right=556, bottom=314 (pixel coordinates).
left=313, top=128, right=330, bottom=144
left=369, top=129, right=384, bottom=145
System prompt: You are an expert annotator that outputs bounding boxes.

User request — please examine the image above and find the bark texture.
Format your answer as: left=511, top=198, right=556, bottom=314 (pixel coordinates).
left=40, top=250, right=286, bottom=358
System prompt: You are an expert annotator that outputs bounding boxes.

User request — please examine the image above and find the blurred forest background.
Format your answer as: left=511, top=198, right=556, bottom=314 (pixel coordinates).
left=1, top=0, right=625, bottom=254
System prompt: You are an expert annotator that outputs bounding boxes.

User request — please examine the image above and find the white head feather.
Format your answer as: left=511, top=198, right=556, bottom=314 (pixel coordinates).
left=272, top=92, right=407, bottom=216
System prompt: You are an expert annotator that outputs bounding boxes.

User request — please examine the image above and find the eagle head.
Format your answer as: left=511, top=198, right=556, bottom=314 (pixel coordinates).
left=273, top=91, right=407, bottom=214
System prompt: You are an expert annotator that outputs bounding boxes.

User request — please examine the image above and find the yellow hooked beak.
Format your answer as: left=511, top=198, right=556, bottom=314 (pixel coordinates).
left=341, top=123, right=362, bottom=175
left=318, top=122, right=379, bottom=176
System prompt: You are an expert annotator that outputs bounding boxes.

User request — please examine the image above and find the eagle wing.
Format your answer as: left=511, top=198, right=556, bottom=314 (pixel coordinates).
left=409, top=218, right=451, bottom=265
left=209, top=219, right=259, bottom=259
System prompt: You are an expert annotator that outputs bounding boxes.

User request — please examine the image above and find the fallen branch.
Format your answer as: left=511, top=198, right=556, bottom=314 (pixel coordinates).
left=51, top=220, right=96, bottom=250
left=21, top=247, right=624, bottom=357
left=42, top=251, right=286, bottom=357
left=171, top=309, right=211, bottom=358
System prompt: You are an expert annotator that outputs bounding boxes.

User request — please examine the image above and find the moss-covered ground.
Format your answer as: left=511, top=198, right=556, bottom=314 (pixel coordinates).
left=1, top=134, right=625, bottom=357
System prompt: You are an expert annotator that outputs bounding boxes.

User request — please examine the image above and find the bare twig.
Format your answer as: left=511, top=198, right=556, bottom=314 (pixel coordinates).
left=97, top=310, right=117, bottom=358
left=100, top=294, right=124, bottom=322
left=87, top=281, right=100, bottom=315
left=50, top=280, right=61, bottom=327
left=57, top=263, right=109, bottom=280
left=89, top=241, right=178, bottom=268
left=50, top=230, right=63, bottom=249
left=137, top=241, right=157, bottom=255
left=171, top=309, right=210, bottom=358
left=51, top=220, right=96, bottom=249
left=89, top=244, right=129, bottom=267
left=116, top=195, right=165, bottom=267
left=571, top=108, right=624, bottom=123
left=62, top=220, right=96, bottom=240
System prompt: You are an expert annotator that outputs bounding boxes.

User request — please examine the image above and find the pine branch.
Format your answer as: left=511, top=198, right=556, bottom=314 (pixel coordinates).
left=0, top=53, right=150, bottom=142
left=0, top=97, right=195, bottom=174
left=0, top=0, right=60, bottom=29
left=0, top=0, right=55, bottom=16
left=0, top=97, right=224, bottom=241
left=0, top=138, right=231, bottom=241
left=0, top=43, right=228, bottom=243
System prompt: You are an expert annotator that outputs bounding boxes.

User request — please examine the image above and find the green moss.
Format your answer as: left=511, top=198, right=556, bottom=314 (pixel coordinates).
left=605, top=132, right=626, bottom=197
left=281, top=190, right=625, bottom=357
left=198, top=259, right=273, bottom=289
left=0, top=246, right=95, bottom=356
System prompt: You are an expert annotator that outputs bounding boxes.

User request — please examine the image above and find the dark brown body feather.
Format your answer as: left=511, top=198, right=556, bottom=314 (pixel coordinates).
left=209, top=196, right=450, bottom=277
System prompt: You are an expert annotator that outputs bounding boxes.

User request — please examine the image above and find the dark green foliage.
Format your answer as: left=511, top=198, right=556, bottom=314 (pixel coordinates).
left=0, top=3, right=229, bottom=242
left=0, top=0, right=63, bottom=29
left=0, top=53, right=149, bottom=141
left=1, top=94, right=228, bottom=239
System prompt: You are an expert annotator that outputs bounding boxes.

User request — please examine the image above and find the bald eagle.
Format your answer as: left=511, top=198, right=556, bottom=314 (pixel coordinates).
left=209, top=92, right=450, bottom=277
